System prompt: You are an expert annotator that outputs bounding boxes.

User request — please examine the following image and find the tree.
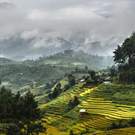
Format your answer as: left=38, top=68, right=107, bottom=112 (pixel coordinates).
left=67, top=74, right=76, bottom=86
left=110, top=66, right=117, bottom=77
left=129, top=118, right=135, bottom=126
left=88, top=70, right=97, bottom=82
left=48, top=83, right=62, bottom=99
left=21, top=91, right=44, bottom=135
left=0, top=86, right=14, bottom=119
left=84, top=66, right=88, bottom=72
left=113, top=45, right=125, bottom=64
left=0, top=79, right=1, bottom=85
left=114, top=33, right=135, bottom=65
left=113, top=33, right=135, bottom=83
left=69, top=130, right=74, bottom=135
left=0, top=87, right=45, bottom=135
left=67, top=96, right=80, bottom=110
left=122, top=33, right=135, bottom=65
left=6, top=124, right=20, bottom=135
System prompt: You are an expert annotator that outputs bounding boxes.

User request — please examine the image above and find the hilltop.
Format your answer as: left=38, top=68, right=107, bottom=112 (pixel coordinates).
left=36, top=50, right=113, bottom=70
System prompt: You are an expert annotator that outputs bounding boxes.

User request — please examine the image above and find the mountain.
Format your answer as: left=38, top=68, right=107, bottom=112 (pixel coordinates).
left=0, top=50, right=113, bottom=90
left=0, top=57, right=17, bottom=65
left=35, top=50, right=114, bottom=70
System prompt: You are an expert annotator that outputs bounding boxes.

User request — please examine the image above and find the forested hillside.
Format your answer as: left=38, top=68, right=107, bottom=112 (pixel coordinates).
left=0, top=50, right=113, bottom=89
left=37, top=50, right=113, bottom=69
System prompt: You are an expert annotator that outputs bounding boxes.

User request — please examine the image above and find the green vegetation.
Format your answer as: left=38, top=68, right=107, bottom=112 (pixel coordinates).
left=0, top=50, right=113, bottom=94
left=114, top=33, right=135, bottom=83
left=0, top=86, right=45, bottom=135
left=67, top=74, right=76, bottom=87
left=48, top=83, right=62, bottom=99
left=90, top=84, right=135, bottom=105
left=108, top=118, right=135, bottom=130
left=38, top=50, right=113, bottom=69
left=67, top=96, right=80, bottom=111
left=0, top=64, right=74, bottom=88
left=1, top=34, right=135, bottom=135
left=39, top=82, right=135, bottom=135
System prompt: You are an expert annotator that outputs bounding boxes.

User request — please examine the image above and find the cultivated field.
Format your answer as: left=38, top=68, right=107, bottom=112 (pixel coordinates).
left=40, top=83, right=135, bottom=135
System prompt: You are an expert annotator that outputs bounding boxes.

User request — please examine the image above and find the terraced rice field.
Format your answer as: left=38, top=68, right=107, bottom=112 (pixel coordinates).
left=79, top=97, right=135, bottom=120
left=40, top=83, right=135, bottom=134
left=96, top=127, right=135, bottom=135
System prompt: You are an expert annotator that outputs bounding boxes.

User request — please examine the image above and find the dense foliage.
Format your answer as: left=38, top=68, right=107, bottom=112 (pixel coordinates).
left=108, top=118, right=135, bottom=130
left=67, top=96, right=80, bottom=111
left=0, top=87, right=45, bottom=135
left=0, top=50, right=113, bottom=89
left=67, top=74, right=76, bottom=87
left=114, top=33, right=135, bottom=83
left=48, top=83, right=62, bottom=99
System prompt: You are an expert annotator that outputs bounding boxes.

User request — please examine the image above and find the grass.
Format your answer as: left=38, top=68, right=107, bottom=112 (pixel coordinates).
left=40, top=83, right=135, bottom=135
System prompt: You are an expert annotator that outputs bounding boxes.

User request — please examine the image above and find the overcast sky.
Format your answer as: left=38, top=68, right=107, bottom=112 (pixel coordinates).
left=0, top=0, right=135, bottom=60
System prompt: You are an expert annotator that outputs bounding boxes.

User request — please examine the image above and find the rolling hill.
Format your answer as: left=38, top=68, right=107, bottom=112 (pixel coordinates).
left=36, top=50, right=113, bottom=70
left=0, top=50, right=113, bottom=90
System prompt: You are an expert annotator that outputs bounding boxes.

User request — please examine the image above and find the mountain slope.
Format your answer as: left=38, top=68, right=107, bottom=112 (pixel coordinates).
left=36, top=50, right=113, bottom=70
left=0, top=51, right=113, bottom=89
left=0, top=64, right=74, bottom=88
left=40, top=83, right=135, bottom=135
left=0, top=57, right=17, bottom=65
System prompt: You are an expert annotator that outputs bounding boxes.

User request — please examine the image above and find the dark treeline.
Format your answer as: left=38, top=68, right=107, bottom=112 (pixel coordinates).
left=108, top=118, right=135, bottom=130
left=0, top=86, right=45, bottom=135
left=113, top=33, right=135, bottom=83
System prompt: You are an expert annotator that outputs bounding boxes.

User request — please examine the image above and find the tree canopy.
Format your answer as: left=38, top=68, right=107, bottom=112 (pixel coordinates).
left=0, top=87, right=45, bottom=135
left=114, top=33, right=135, bottom=66
left=113, top=33, right=135, bottom=83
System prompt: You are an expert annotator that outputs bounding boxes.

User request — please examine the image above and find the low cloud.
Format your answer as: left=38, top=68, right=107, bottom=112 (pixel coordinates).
left=0, top=0, right=134, bottom=59
left=0, top=1, right=15, bottom=9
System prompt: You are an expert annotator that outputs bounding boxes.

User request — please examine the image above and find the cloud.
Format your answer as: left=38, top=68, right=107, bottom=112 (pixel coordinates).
left=0, top=1, right=15, bottom=9
left=0, top=0, right=135, bottom=59
left=20, top=29, right=39, bottom=40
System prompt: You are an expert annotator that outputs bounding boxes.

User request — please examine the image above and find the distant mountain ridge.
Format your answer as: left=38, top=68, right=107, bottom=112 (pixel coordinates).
left=35, top=50, right=114, bottom=70
left=0, top=50, right=113, bottom=89
left=0, top=50, right=113, bottom=69
left=0, top=57, right=16, bottom=65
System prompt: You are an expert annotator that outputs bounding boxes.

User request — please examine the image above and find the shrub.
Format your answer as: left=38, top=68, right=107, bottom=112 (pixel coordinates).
left=69, top=130, right=74, bottom=135
left=64, top=84, right=70, bottom=91
left=48, top=83, right=62, bottom=99
left=119, top=69, right=135, bottom=83
left=128, top=118, right=135, bottom=126
left=67, top=96, right=80, bottom=111
left=67, top=74, right=76, bottom=87
left=108, top=120, right=129, bottom=130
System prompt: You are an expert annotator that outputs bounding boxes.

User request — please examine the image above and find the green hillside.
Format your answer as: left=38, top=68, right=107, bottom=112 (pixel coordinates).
left=39, top=83, right=135, bottom=135
left=0, top=64, right=74, bottom=88
left=0, top=57, right=18, bottom=65
left=37, top=50, right=113, bottom=70
left=0, top=50, right=113, bottom=92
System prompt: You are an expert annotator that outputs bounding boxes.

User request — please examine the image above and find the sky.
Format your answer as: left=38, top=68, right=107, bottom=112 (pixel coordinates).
left=0, top=0, right=135, bottom=60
